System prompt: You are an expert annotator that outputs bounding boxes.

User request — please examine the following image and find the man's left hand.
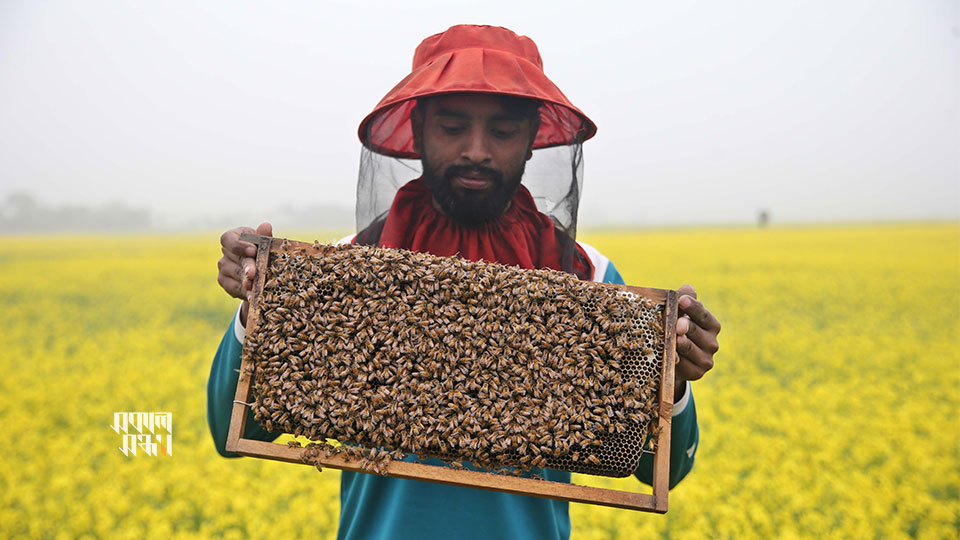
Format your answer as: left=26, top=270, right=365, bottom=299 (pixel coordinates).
left=674, top=284, right=721, bottom=402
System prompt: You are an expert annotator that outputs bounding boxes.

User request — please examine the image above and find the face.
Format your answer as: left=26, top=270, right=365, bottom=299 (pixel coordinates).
left=414, top=93, right=539, bottom=226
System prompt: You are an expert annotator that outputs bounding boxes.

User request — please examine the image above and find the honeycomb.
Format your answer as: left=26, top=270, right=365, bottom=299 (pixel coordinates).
left=244, top=240, right=665, bottom=478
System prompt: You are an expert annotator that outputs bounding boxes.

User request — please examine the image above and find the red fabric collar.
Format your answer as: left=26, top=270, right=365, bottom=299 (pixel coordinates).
left=365, top=178, right=593, bottom=280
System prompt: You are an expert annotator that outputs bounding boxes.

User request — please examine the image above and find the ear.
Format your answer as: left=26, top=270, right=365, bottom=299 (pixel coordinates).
left=410, top=103, right=425, bottom=155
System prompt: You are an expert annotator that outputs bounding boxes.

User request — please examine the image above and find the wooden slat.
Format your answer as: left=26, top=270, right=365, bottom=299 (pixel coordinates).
left=225, top=235, right=271, bottom=453
left=231, top=437, right=660, bottom=512
left=652, top=290, right=678, bottom=511
left=226, top=234, right=675, bottom=513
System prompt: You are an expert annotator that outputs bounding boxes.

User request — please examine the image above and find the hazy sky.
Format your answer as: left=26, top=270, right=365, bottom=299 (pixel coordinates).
left=1, top=0, right=957, bottom=228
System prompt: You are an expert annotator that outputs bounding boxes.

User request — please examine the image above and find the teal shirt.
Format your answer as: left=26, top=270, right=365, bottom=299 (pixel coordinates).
left=207, top=261, right=699, bottom=540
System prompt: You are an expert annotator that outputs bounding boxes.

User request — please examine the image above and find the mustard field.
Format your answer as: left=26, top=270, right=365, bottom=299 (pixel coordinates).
left=1, top=223, right=957, bottom=539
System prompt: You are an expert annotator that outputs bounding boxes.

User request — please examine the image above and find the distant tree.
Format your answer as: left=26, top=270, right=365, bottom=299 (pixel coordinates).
left=0, top=192, right=152, bottom=233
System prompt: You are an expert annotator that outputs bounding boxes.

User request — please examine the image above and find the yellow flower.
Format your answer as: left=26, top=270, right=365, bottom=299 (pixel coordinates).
left=0, top=225, right=956, bottom=539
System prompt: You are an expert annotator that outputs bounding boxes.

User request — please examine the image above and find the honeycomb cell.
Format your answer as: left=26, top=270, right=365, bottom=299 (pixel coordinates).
left=244, top=242, right=667, bottom=477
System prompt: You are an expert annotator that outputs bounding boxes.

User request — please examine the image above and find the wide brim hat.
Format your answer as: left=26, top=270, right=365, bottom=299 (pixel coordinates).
left=358, top=25, right=598, bottom=159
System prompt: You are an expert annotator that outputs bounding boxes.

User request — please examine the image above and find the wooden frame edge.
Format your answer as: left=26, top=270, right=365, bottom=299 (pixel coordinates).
left=225, top=235, right=271, bottom=453
left=225, top=234, right=674, bottom=513
left=231, top=437, right=659, bottom=511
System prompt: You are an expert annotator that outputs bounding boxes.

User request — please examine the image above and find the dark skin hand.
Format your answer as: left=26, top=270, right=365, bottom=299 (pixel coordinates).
left=217, top=222, right=273, bottom=326
left=674, top=284, right=721, bottom=402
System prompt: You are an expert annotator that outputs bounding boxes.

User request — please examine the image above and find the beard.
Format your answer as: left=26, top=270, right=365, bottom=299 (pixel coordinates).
left=422, top=161, right=525, bottom=227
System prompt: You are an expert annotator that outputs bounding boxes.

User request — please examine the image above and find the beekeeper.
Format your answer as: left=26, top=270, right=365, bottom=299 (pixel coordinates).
left=209, top=24, right=719, bottom=540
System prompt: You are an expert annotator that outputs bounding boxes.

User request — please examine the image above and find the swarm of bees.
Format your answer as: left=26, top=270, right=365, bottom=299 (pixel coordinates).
left=244, top=241, right=665, bottom=478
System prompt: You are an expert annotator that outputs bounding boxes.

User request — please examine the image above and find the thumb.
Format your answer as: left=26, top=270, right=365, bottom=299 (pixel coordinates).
left=256, top=222, right=273, bottom=237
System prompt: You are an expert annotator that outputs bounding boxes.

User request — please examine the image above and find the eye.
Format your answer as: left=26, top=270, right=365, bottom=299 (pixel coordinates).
left=492, top=128, right=518, bottom=139
left=440, top=125, right=465, bottom=135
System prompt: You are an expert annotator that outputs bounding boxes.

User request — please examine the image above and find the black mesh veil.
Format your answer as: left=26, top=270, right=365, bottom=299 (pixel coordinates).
left=355, top=97, right=589, bottom=277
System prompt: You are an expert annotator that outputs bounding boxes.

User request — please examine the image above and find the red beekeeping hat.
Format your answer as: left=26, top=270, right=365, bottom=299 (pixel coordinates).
left=358, top=25, right=598, bottom=159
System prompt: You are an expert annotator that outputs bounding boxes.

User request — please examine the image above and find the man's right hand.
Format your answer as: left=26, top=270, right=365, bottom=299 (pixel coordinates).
left=217, top=222, right=273, bottom=327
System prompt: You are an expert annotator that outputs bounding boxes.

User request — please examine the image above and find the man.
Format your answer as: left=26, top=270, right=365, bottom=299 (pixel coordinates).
left=209, top=25, right=720, bottom=540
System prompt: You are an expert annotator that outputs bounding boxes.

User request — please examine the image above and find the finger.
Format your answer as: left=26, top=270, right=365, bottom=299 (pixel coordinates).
left=218, top=257, right=245, bottom=280
left=677, top=284, right=698, bottom=300
left=683, top=319, right=719, bottom=354
left=242, top=270, right=256, bottom=300
left=678, top=295, right=721, bottom=333
left=256, top=222, right=273, bottom=237
left=221, top=245, right=242, bottom=265
left=221, top=255, right=255, bottom=285
left=675, top=335, right=714, bottom=378
left=217, top=273, right=244, bottom=299
left=242, top=258, right=256, bottom=281
left=676, top=315, right=691, bottom=335
left=221, top=227, right=259, bottom=258
left=223, top=247, right=257, bottom=271
left=675, top=354, right=710, bottom=382
left=676, top=334, right=714, bottom=371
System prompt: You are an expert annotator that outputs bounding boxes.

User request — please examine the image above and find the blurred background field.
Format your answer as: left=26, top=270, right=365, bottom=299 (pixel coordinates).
left=0, top=223, right=957, bottom=540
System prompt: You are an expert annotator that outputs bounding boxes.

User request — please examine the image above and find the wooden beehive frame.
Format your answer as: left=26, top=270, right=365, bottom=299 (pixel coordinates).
left=226, top=234, right=678, bottom=513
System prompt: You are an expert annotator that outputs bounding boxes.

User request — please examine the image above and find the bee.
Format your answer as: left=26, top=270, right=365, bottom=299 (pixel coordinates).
left=248, top=242, right=667, bottom=479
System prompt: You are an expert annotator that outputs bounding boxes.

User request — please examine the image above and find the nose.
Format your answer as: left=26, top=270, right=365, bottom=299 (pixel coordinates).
left=460, top=128, right=492, bottom=165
